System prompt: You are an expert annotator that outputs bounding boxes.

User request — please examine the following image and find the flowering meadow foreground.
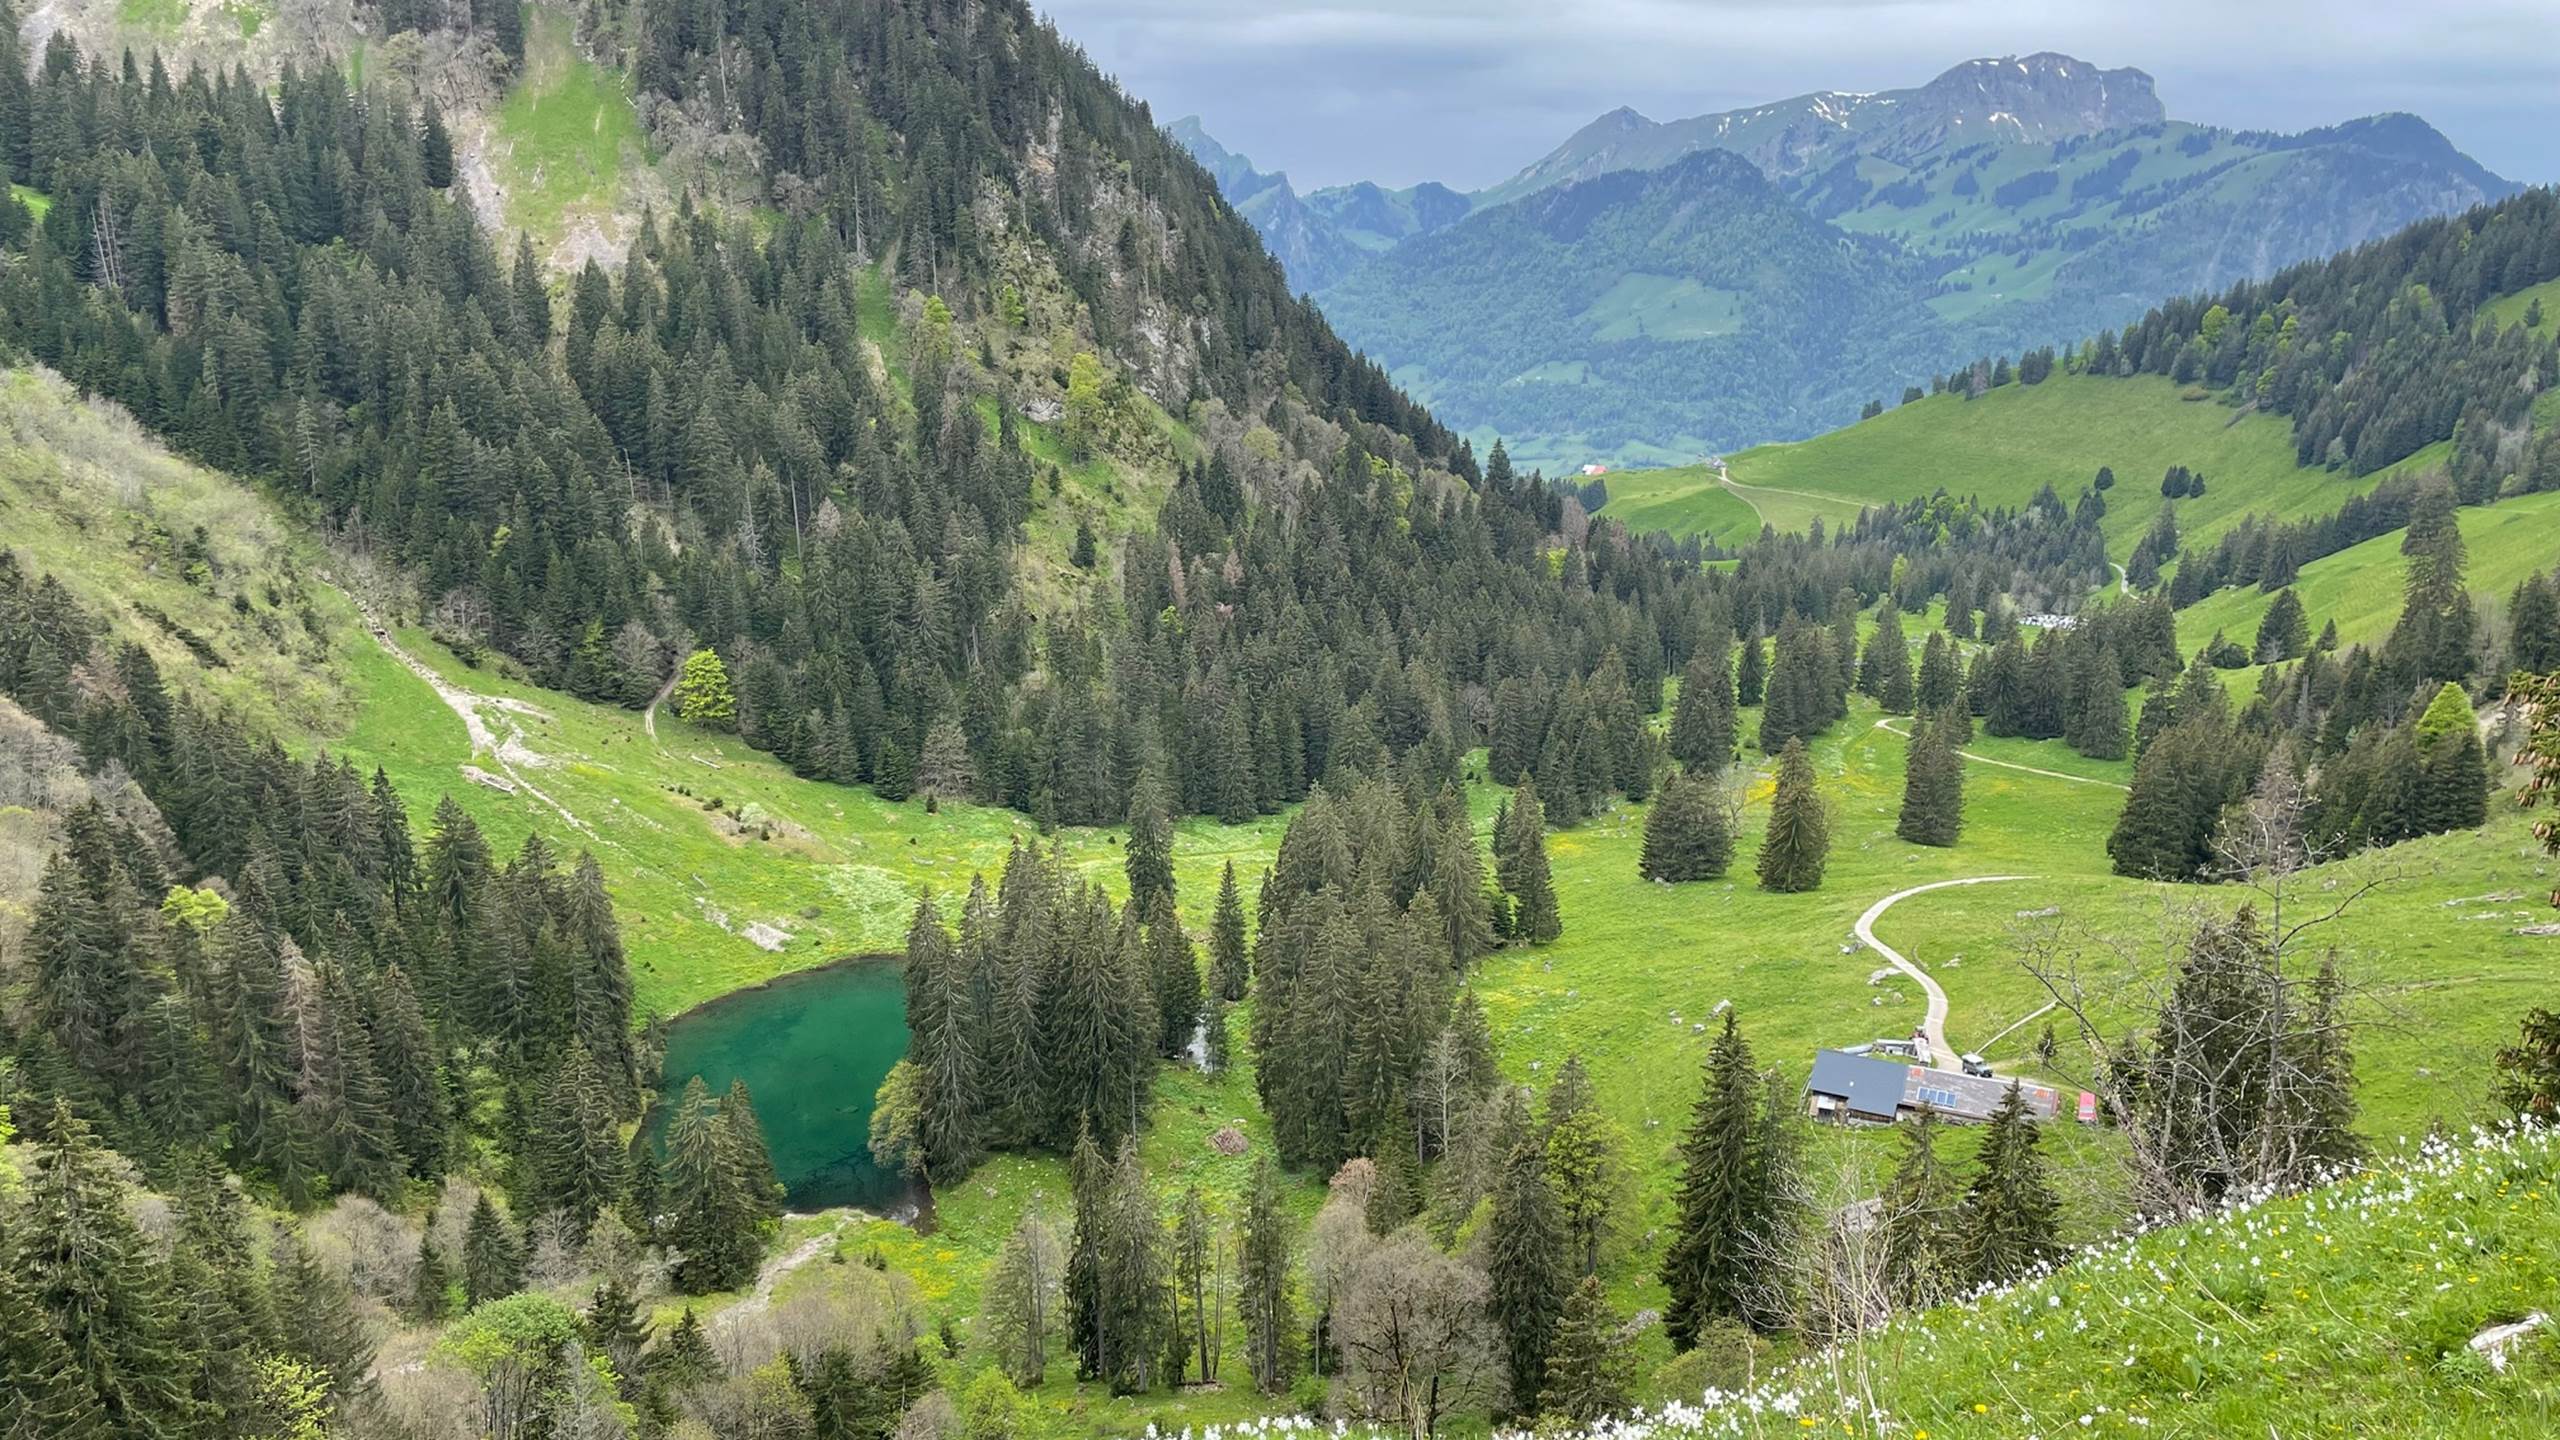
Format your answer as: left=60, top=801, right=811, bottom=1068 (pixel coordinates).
left=1180, top=1126, right=2560, bottom=1440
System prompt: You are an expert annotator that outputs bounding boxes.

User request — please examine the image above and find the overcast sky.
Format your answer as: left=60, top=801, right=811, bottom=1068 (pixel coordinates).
left=1039, top=0, right=2559, bottom=192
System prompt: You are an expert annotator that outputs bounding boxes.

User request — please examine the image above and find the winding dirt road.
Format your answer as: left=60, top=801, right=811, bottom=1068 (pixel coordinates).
left=1873, top=718, right=2130, bottom=792
left=1854, top=874, right=2032, bottom=1062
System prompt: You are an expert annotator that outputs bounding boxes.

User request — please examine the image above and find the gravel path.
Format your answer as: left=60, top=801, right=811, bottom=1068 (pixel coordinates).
left=1873, top=718, right=2131, bottom=792
left=1855, top=874, right=2033, bottom=1062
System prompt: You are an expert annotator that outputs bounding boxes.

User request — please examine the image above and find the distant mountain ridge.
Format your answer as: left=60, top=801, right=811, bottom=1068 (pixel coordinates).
left=1174, top=53, right=2518, bottom=469
left=1480, top=52, right=2164, bottom=205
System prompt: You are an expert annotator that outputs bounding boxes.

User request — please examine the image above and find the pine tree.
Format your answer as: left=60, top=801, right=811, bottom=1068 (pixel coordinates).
left=1209, top=860, right=1250, bottom=1002
left=1537, top=1276, right=1634, bottom=1424
left=1640, top=769, right=1733, bottom=882
left=1236, top=1155, right=1297, bottom=1393
left=1661, top=1013, right=1771, bottom=1346
left=1486, top=1090, right=1568, bottom=1415
left=1735, top=629, right=1767, bottom=707
left=1669, top=647, right=1738, bottom=771
left=1959, top=1083, right=2064, bottom=1287
left=1895, top=714, right=1965, bottom=847
left=462, top=1192, right=523, bottom=1307
left=1756, top=738, right=1830, bottom=892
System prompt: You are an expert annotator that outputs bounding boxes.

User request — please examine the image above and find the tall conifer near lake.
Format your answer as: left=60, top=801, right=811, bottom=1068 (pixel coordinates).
left=1756, top=738, right=1830, bottom=892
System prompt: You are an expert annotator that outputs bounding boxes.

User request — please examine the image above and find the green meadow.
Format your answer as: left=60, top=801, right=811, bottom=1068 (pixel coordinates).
left=1601, top=373, right=2453, bottom=564
left=491, top=6, right=645, bottom=244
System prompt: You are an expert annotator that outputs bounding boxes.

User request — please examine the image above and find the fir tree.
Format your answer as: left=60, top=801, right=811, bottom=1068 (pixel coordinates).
left=410, top=1236, right=454, bottom=1322
left=583, top=1278, right=653, bottom=1400
left=1542, top=1055, right=1617, bottom=1277
left=1145, top=896, right=1203, bottom=1059
left=525, top=1043, right=627, bottom=1238
left=1916, top=630, right=1961, bottom=714
left=1065, top=1122, right=1107, bottom=1381
left=1755, top=738, right=1830, bottom=892
left=272, top=1233, right=376, bottom=1414
left=1735, top=629, right=1767, bottom=707
left=1960, top=1083, right=2064, bottom=1287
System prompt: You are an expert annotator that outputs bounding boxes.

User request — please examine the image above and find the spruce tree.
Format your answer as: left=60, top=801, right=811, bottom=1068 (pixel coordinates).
left=1735, top=628, right=1767, bottom=707
left=1878, top=1108, right=1962, bottom=1308
left=1661, top=1012, right=1768, bottom=1346
left=1145, top=896, right=1203, bottom=1059
left=12, top=1103, right=202, bottom=1437
left=1125, top=772, right=1176, bottom=917
left=1860, top=600, right=1915, bottom=713
left=663, top=1076, right=757, bottom=1293
left=1434, top=809, right=1496, bottom=968
left=2414, top=681, right=2489, bottom=834
left=1237, top=1156, right=1297, bottom=1393
left=1895, top=714, right=1964, bottom=848
left=1755, top=738, right=1830, bottom=892
left=1668, top=647, right=1738, bottom=771
left=1496, top=778, right=1561, bottom=944
left=272, top=1233, right=376, bottom=1414
left=1537, top=1276, right=1635, bottom=1424
left=1065, top=1122, right=1107, bottom=1381
left=410, top=1236, right=454, bottom=1322
left=2255, top=588, right=2309, bottom=663
left=1486, top=1090, right=1569, bottom=1414
left=462, top=1193, right=523, bottom=1307
left=1916, top=630, right=1961, bottom=714
left=1209, top=860, right=1250, bottom=1002
left=582, top=1278, right=653, bottom=1399
left=1542, top=1055, right=1617, bottom=1276
left=1640, top=769, right=1733, bottom=881
left=1959, top=1083, right=2064, bottom=1287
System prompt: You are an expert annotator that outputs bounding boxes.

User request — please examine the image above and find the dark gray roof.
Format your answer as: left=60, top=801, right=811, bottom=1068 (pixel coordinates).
left=1806, top=1049, right=1911, bottom=1121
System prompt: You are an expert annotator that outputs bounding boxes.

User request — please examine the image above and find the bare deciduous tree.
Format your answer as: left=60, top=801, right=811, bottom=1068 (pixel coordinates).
left=1332, top=1232, right=1500, bottom=1439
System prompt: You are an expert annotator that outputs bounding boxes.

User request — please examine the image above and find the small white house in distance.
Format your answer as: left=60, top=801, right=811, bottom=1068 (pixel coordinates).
left=1580, top=463, right=1610, bottom=477
left=1803, top=1048, right=2079, bottom=1125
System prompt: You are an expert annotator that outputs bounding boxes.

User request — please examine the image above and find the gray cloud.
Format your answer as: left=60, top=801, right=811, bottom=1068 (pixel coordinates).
left=1041, top=0, right=2559, bottom=189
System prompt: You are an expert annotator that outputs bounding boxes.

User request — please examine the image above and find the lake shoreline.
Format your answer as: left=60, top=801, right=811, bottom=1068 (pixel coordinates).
left=653, top=948, right=904, bottom=1029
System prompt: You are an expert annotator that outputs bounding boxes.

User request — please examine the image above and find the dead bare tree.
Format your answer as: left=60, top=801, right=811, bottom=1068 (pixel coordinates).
left=2018, top=745, right=2399, bottom=1216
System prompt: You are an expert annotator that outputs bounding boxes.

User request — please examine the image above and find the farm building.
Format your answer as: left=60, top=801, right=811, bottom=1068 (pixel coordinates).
left=1803, top=1047, right=2075, bottom=1125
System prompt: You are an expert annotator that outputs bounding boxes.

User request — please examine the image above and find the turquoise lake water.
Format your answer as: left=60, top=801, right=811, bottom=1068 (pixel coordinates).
left=653, top=956, right=912, bottom=1212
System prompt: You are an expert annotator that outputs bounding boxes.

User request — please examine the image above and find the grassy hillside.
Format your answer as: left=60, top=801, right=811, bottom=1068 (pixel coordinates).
left=488, top=7, right=647, bottom=249
left=1658, top=1123, right=2560, bottom=1437
left=1602, top=373, right=2452, bottom=564
left=2176, top=489, right=2560, bottom=660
